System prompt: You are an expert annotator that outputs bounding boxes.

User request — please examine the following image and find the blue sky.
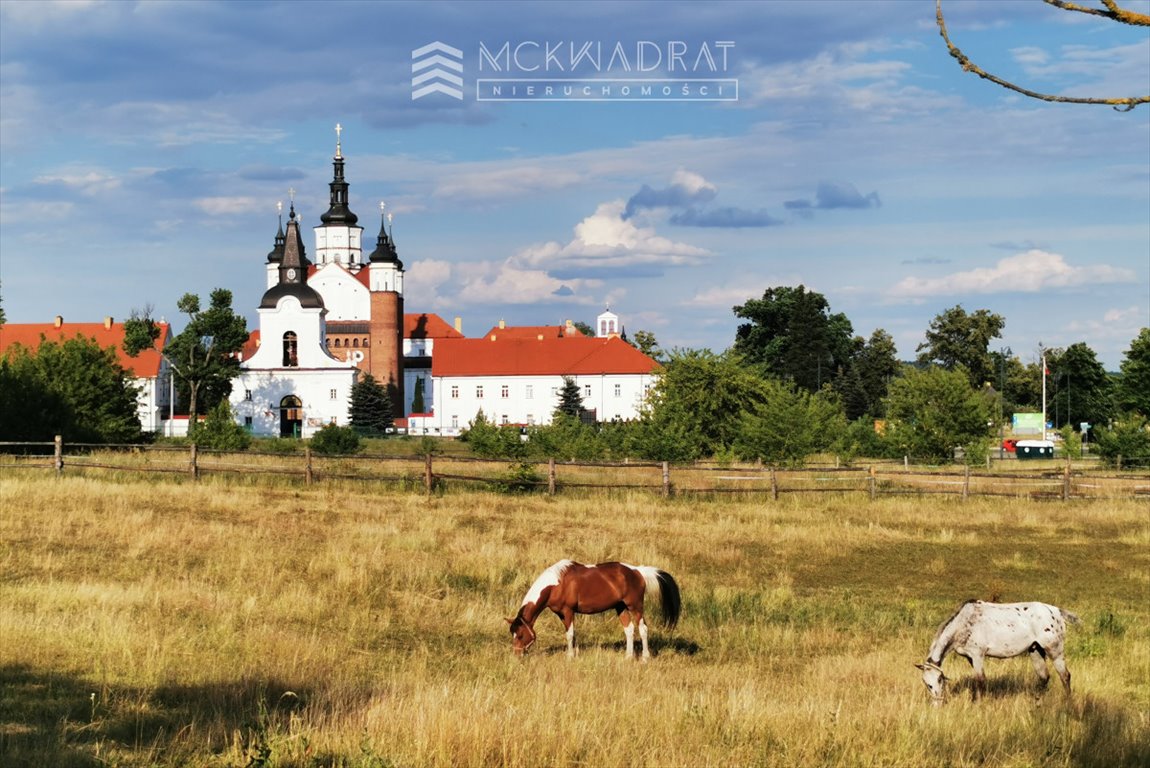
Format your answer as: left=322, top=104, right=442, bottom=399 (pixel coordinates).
left=1, top=0, right=1147, bottom=369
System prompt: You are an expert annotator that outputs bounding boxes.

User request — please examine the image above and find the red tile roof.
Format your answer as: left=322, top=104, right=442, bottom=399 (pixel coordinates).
left=0, top=319, right=169, bottom=377
left=405, top=313, right=464, bottom=339
left=432, top=335, right=659, bottom=377
left=480, top=324, right=574, bottom=340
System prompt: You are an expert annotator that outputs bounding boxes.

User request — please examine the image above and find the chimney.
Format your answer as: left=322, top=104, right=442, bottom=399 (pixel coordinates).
left=498, top=319, right=506, bottom=329
left=453, top=316, right=462, bottom=333
left=54, top=315, right=63, bottom=328
left=103, top=316, right=113, bottom=330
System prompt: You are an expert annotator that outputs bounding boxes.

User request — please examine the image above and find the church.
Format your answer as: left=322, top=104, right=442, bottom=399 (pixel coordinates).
left=230, top=127, right=659, bottom=438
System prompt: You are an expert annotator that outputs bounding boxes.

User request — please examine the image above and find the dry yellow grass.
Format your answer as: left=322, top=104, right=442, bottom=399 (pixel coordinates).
left=1, top=476, right=1147, bottom=767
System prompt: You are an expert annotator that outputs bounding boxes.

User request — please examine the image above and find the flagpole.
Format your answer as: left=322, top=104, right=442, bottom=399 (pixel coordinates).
left=1040, top=345, right=1047, bottom=442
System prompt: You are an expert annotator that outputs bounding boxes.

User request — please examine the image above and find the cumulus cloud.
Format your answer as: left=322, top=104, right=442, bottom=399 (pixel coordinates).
left=889, top=249, right=1135, bottom=299
left=404, top=257, right=600, bottom=310
left=511, top=199, right=712, bottom=279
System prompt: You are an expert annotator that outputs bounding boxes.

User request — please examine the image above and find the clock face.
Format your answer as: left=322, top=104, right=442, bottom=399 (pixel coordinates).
left=287, top=268, right=297, bottom=280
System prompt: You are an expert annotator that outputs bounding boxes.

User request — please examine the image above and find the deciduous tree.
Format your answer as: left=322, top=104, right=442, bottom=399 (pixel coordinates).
left=1117, top=328, right=1150, bottom=418
left=733, top=285, right=855, bottom=392
left=124, top=290, right=248, bottom=423
left=916, top=305, right=1005, bottom=389
left=1045, top=342, right=1114, bottom=430
left=884, top=365, right=995, bottom=463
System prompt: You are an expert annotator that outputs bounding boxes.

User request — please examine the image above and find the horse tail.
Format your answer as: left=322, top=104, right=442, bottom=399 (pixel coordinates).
left=636, top=566, right=681, bottom=629
left=1060, top=608, right=1081, bottom=626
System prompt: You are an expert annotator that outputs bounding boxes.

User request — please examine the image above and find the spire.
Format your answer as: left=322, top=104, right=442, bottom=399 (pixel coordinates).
left=266, top=200, right=286, bottom=263
left=319, top=122, right=358, bottom=226
left=368, top=201, right=402, bottom=267
left=260, top=208, right=322, bottom=309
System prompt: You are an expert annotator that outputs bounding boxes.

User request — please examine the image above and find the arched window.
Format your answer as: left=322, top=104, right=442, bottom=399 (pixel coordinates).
left=353, top=338, right=360, bottom=348
left=283, top=332, right=299, bottom=367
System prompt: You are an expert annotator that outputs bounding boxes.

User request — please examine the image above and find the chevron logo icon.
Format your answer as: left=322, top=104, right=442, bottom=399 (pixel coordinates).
left=412, top=42, right=464, bottom=100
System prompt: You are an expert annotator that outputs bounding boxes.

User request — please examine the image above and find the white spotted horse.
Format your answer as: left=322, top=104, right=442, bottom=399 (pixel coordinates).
left=917, top=599, right=1079, bottom=704
left=507, top=560, right=681, bottom=660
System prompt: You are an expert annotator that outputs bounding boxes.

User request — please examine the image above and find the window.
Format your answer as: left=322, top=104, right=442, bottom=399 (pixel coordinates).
left=451, top=385, right=459, bottom=399
left=525, top=385, right=534, bottom=399
left=451, top=415, right=459, bottom=429
left=282, top=332, right=299, bottom=367
left=244, top=389, right=252, bottom=401
left=353, top=338, right=360, bottom=347
left=476, top=385, right=484, bottom=399
left=614, top=383, right=622, bottom=397
left=584, top=384, right=592, bottom=398
left=330, top=389, right=338, bottom=400
left=335, top=338, right=342, bottom=348
left=501, top=414, right=509, bottom=425
left=501, top=385, right=509, bottom=398
left=527, top=414, right=535, bottom=425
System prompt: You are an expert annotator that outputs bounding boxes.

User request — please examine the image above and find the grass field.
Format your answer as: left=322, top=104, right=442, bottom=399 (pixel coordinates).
left=1, top=476, right=1147, bottom=767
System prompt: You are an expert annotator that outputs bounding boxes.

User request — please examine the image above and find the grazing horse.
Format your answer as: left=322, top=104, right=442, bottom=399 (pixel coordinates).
left=507, top=560, right=681, bottom=660
left=916, top=599, right=1078, bottom=704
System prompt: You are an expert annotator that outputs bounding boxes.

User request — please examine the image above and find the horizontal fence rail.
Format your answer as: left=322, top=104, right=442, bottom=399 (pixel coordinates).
left=1, top=439, right=1148, bottom=501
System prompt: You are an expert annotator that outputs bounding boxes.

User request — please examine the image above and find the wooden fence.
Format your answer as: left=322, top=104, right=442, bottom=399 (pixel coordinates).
left=1, top=438, right=1148, bottom=501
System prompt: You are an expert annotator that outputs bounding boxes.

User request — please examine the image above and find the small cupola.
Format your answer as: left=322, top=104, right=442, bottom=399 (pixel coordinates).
left=368, top=202, right=403, bottom=269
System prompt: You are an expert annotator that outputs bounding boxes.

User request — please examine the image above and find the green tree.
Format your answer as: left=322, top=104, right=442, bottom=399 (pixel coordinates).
left=837, top=329, right=900, bottom=420
left=884, top=365, right=995, bottom=463
left=1117, top=328, right=1150, bottom=417
left=0, top=336, right=142, bottom=443
left=732, top=285, right=855, bottom=392
left=124, top=290, right=248, bottom=423
left=630, top=330, right=664, bottom=363
left=734, top=380, right=846, bottom=466
left=571, top=321, right=595, bottom=338
left=638, top=349, right=768, bottom=459
left=1046, top=342, right=1114, bottom=431
left=916, top=305, right=1005, bottom=389
left=554, top=376, right=585, bottom=420
left=348, top=373, right=394, bottom=436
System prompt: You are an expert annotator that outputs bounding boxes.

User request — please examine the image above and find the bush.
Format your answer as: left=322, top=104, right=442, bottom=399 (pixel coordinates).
left=309, top=423, right=362, bottom=456
left=190, top=401, right=251, bottom=452
left=1093, top=416, right=1150, bottom=469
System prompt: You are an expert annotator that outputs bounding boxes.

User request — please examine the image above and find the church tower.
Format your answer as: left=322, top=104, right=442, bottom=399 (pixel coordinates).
left=313, top=124, right=365, bottom=270
left=367, top=204, right=405, bottom=418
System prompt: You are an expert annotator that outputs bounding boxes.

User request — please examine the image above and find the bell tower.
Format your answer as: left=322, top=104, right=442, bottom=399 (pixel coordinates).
left=313, top=123, right=364, bottom=270
left=368, top=203, right=405, bottom=418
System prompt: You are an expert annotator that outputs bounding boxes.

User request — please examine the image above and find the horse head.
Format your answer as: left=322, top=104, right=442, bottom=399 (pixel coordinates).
left=915, top=661, right=948, bottom=705
left=506, top=615, right=536, bottom=656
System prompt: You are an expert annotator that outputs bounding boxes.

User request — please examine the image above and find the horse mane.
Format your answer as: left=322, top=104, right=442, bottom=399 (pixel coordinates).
left=521, top=559, right=575, bottom=607
left=934, top=599, right=978, bottom=636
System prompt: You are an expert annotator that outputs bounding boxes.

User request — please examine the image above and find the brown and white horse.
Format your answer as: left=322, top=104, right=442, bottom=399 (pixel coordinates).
left=507, top=560, right=681, bottom=660
left=917, top=599, right=1079, bottom=704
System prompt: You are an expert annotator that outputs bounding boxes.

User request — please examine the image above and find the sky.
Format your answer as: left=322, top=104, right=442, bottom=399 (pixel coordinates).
left=1, top=0, right=1148, bottom=370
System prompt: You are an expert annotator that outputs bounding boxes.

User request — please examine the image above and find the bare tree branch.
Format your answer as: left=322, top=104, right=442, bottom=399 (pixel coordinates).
left=1045, top=0, right=1150, bottom=25
left=936, top=0, right=1149, bottom=111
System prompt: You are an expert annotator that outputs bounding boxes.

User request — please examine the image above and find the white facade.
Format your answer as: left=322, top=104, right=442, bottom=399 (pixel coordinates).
left=310, top=263, right=370, bottom=321
left=408, top=371, right=655, bottom=436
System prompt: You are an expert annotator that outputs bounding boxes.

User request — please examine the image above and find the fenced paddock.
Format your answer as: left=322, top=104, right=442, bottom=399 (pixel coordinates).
left=2, top=438, right=1147, bottom=500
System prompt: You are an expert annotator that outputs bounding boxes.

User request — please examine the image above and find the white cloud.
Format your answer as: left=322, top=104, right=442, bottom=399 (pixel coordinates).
left=512, top=200, right=711, bottom=273
left=889, top=249, right=1135, bottom=299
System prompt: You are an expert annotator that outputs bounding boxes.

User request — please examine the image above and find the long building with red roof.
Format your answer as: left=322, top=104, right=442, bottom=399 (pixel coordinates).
left=0, top=315, right=173, bottom=433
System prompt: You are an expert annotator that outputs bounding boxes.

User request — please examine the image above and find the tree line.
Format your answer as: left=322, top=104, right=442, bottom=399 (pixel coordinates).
left=2, top=286, right=1149, bottom=466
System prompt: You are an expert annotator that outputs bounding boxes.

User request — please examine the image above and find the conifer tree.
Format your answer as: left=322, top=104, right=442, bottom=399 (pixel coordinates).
left=554, top=376, right=585, bottom=421
left=348, top=373, right=393, bottom=436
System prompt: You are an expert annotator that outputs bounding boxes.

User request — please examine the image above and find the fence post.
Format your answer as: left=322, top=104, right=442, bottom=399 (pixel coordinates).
left=305, top=447, right=313, bottom=486
left=189, top=443, right=199, bottom=481
left=662, top=461, right=671, bottom=498
left=424, top=453, right=434, bottom=495
left=1063, top=463, right=1071, bottom=501
left=548, top=458, right=556, bottom=496
left=962, top=465, right=970, bottom=501
left=770, top=467, right=778, bottom=501
left=54, top=435, right=63, bottom=476
left=868, top=465, right=876, bottom=501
